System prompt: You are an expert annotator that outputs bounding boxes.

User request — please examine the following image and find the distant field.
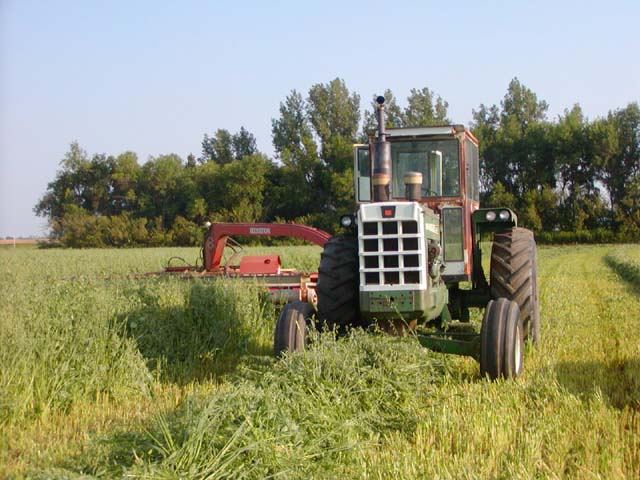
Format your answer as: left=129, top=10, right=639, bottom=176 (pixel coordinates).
left=0, top=239, right=53, bottom=251
left=1, top=244, right=640, bottom=478
left=0, top=238, right=42, bottom=245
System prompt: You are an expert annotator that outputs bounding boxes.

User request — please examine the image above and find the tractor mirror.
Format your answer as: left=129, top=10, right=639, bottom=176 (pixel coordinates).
left=428, top=151, right=443, bottom=196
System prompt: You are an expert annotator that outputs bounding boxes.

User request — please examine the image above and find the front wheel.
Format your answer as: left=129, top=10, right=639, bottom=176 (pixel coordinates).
left=480, top=298, right=524, bottom=380
left=274, top=301, right=315, bottom=356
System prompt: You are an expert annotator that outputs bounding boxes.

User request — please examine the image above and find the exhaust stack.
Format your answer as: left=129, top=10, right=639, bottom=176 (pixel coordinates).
left=373, top=96, right=391, bottom=202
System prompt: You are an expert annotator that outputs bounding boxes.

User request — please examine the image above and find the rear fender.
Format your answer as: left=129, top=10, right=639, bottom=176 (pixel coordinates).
left=470, top=208, right=518, bottom=289
left=472, top=208, right=517, bottom=236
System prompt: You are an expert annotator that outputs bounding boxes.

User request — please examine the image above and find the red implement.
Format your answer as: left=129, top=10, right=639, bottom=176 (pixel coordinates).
left=203, top=222, right=331, bottom=271
left=239, top=255, right=281, bottom=275
left=153, top=222, right=331, bottom=306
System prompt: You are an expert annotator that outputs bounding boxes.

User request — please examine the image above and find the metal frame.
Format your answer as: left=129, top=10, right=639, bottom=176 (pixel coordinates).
left=153, top=222, right=331, bottom=306
left=203, top=223, right=331, bottom=271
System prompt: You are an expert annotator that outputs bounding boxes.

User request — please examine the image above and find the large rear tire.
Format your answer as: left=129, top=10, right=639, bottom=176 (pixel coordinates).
left=480, top=298, right=523, bottom=380
left=274, top=301, right=315, bottom=356
left=316, top=234, right=359, bottom=332
left=490, top=227, right=540, bottom=345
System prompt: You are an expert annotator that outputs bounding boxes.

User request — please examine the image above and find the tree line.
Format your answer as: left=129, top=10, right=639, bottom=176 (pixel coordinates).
left=35, top=78, right=639, bottom=247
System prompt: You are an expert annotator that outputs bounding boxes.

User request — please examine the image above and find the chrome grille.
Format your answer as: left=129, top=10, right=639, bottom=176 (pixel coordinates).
left=359, top=219, right=424, bottom=287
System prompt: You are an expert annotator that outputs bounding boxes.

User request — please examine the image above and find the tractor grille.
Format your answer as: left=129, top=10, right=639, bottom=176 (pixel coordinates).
left=359, top=218, right=425, bottom=288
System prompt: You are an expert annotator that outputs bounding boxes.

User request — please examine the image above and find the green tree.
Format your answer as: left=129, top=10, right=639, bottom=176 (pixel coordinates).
left=110, top=151, right=141, bottom=214
left=186, top=153, right=197, bottom=168
left=307, top=78, right=360, bottom=173
left=500, top=77, right=548, bottom=136
left=170, top=216, right=202, bottom=246
left=553, top=105, right=591, bottom=199
left=192, top=160, right=220, bottom=220
left=211, top=154, right=272, bottom=222
left=404, top=87, right=450, bottom=126
left=537, top=186, right=561, bottom=231
left=550, top=105, right=607, bottom=230
left=147, top=216, right=171, bottom=246
left=201, top=129, right=234, bottom=165
left=600, top=103, right=640, bottom=218
left=34, top=142, right=117, bottom=223
left=202, top=127, right=259, bottom=165
left=232, top=126, right=258, bottom=159
left=619, top=174, right=640, bottom=235
left=52, top=204, right=102, bottom=247
left=186, top=197, right=208, bottom=224
left=271, top=90, right=321, bottom=219
left=361, top=87, right=450, bottom=139
left=471, top=103, right=501, bottom=192
left=361, top=89, right=404, bottom=139
left=472, top=78, right=553, bottom=196
left=306, top=78, right=361, bottom=227
left=519, top=190, right=543, bottom=231
left=485, top=181, right=516, bottom=210
left=137, top=154, right=191, bottom=227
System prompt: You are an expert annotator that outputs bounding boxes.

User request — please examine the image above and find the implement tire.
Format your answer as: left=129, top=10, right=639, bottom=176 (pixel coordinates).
left=490, top=227, right=540, bottom=345
left=317, top=234, right=359, bottom=332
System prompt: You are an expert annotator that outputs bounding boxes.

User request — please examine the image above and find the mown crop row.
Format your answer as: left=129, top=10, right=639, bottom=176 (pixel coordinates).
left=606, top=245, right=640, bottom=288
left=1, top=244, right=639, bottom=478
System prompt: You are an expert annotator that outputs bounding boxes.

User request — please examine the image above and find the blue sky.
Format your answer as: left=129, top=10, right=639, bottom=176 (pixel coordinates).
left=1, top=0, right=638, bottom=236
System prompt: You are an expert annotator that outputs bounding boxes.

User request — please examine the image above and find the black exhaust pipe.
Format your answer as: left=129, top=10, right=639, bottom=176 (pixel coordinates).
left=373, top=96, right=391, bottom=202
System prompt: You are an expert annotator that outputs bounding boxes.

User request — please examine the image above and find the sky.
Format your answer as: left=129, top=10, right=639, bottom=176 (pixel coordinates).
left=1, top=0, right=638, bottom=237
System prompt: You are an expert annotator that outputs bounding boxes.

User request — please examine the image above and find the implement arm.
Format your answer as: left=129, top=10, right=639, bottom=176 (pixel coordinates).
left=203, top=223, right=332, bottom=271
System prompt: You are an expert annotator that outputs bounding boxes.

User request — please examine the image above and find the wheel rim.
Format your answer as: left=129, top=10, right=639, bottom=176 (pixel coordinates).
left=514, top=324, right=522, bottom=373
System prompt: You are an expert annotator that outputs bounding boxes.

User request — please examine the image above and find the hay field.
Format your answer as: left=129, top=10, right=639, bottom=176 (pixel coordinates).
left=1, top=244, right=640, bottom=478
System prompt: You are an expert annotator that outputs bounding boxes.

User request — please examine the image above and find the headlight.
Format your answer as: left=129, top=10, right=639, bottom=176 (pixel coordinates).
left=485, top=211, right=496, bottom=221
left=499, top=210, right=510, bottom=221
left=340, top=215, right=353, bottom=228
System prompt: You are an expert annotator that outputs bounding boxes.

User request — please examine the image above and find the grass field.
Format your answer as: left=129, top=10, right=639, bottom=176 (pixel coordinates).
left=1, top=244, right=640, bottom=478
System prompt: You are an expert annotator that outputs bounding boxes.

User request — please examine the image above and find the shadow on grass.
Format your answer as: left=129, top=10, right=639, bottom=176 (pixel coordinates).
left=46, top=397, right=208, bottom=478
left=555, top=358, right=640, bottom=410
left=117, top=280, right=276, bottom=385
left=604, top=254, right=640, bottom=295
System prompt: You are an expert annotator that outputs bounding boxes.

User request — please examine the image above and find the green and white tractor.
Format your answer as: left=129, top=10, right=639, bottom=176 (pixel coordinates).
left=275, top=96, right=539, bottom=379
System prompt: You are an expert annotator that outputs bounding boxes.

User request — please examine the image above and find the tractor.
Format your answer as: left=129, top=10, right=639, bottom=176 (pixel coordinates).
left=274, top=96, right=540, bottom=379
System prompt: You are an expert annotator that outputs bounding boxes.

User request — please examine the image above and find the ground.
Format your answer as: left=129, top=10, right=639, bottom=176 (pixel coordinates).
left=1, top=244, right=639, bottom=478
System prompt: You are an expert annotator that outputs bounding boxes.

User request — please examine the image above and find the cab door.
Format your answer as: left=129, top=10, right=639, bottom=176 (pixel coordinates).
left=354, top=145, right=371, bottom=203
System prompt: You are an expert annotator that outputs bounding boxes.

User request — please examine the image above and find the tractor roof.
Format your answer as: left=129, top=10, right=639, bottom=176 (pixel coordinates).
left=385, top=125, right=466, bottom=138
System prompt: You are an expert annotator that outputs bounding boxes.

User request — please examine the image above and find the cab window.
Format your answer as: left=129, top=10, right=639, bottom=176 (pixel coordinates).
left=355, top=146, right=371, bottom=202
left=465, top=139, right=479, bottom=202
left=390, top=139, right=460, bottom=198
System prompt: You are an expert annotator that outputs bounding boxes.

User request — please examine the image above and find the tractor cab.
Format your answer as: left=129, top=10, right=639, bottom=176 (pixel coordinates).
left=354, top=124, right=480, bottom=282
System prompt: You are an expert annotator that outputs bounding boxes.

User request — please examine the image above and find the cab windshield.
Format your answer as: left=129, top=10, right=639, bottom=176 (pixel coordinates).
left=390, top=139, right=460, bottom=198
